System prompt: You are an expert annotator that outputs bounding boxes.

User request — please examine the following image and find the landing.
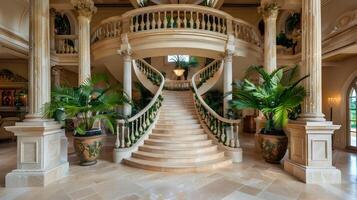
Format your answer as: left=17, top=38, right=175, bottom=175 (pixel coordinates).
left=0, top=135, right=355, bottom=200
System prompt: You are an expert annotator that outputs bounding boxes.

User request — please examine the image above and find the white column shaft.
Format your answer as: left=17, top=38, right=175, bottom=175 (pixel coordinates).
left=264, top=16, right=277, bottom=73
left=28, top=0, right=51, bottom=117
left=78, top=15, right=91, bottom=84
left=299, top=0, right=325, bottom=121
left=223, top=54, right=233, bottom=117
left=123, top=55, right=132, bottom=116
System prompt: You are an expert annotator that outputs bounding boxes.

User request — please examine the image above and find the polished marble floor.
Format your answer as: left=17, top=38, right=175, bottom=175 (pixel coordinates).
left=0, top=134, right=356, bottom=200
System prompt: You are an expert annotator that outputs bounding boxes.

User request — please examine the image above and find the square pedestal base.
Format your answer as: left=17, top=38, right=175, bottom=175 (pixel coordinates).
left=5, top=161, right=69, bottom=187
left=284, top=159, right=341, bottom=184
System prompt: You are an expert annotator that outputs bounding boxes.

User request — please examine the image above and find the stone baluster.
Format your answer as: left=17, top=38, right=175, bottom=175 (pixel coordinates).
left=115, top=124, right=120, bottom=148
left=164, top=11, right=168, bottom=29
left=140, top=14, right=145, bottom=30
left=183, top=11, right=187, bottom=28
left=196, top=12, right=200, bottom=29
left=170, top=11, right=174, bottom=28
left=121, top=124, right=125, bottom=148
left=157, top=12, right=162, bottom=29
left=177, top=10, right=181, bottom=28
left=190, top=11, right=194, bottom=28
left=202, top=13, right=206, bottom=30
left=145, top=13, right=151, bottom=30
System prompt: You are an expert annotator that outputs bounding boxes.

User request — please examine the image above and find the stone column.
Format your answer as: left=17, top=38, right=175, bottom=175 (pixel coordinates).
left=50, top=8, right=56, bottom=53
left=5, top=0, right=68, bottom=187
left=223, top=35, right=235, bottom=117
left=259, top=2, right=279, bottom=73
left=119, top=34, right=132, bottom=116
left=283, top=0, right=341, bottom=184
left=223, top=53, right=233, bottom=117
left=71, top=0, right=97, bottom=84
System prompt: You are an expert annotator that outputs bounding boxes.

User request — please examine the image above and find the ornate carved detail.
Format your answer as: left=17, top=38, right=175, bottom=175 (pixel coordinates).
left=0, top=69, right=27, bottom=83
left=71, top=0, right=97, bottom=18
left=325, top=9, right=357, bottom=37
left=118, top=34, right=132, bottom=60
left=258, top=2, right=279, bottom=20
left=225, top=35, right=235, bottom=60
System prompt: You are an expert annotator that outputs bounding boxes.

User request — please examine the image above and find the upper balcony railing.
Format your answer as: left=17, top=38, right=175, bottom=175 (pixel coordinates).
left=55, top=35, right=78, bottom=54
left=91, top=5, right=262, bottom=48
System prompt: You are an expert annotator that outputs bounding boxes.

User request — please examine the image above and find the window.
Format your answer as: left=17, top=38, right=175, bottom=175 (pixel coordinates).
left=167, top=55, right=190, bottom=63
left=348, top=78, right=357, bottom=149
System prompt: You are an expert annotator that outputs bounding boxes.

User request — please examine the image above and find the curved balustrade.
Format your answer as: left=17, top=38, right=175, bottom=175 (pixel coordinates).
left=192, top=60, right=240, bottom=148
left=115, top=59, right=165, bottom=149
left=232, top=19, right=262, bottom=47
left=91, top=5, right=262, bottom=51
left=123, top=5, right=228, bottom=35
left=91, top=17, right=122, bottom=44
left=55, top=35, right=78, bottom=54
left=164, top=80, right=191, bottom=91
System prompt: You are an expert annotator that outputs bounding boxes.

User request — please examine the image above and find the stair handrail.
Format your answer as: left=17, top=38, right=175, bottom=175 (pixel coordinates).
left=192, top=60, right=241, bottom=148
left=115, top=59, right=165, bottom=149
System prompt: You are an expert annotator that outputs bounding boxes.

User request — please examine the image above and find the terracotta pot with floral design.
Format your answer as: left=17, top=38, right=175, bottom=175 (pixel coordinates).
left=259, top=131, right=288, bottom=163
left=73, top=129, right=103, bottom=166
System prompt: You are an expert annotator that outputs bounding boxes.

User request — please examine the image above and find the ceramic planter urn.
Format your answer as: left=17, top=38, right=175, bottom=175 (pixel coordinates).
left=259, top=133, right=288, bottom=163
left=73, top=129, right=103, bottom=166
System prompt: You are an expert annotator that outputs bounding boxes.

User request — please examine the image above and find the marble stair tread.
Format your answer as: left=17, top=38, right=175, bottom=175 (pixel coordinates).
left=138, top=144, right=217, bottom=154
left=155, top=124, right=201, bottom=129
left=152, top=128, right=205, bottom=134
left=158, top=115, right=198, bottom=120
left=157, top=119, right=199, bottom=124
left=123, top=157, right=232, bottom=172
left=149, top=133, right=208, bottom=141
left=131, top=151, right=225, bottom=163
left=144, top=138, right=212, bottom=147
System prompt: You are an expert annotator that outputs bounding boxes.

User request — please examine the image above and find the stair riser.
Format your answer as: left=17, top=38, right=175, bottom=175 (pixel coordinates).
left=123, top=159, right=232, bottom=173
left=152, top=129, right=204, bottom=134
left=131, top=152, right=224, bottom=163
left=155, top=124, right=201, bottom=129
left=149, top=134, right=208, bottom=141
left=157, top=120, right=200, bottom=125
left=144, top=140, right=212, bottom=147
left=158, top=116, right=197, bottom=120
left=138, top=146, right=217, bottom=154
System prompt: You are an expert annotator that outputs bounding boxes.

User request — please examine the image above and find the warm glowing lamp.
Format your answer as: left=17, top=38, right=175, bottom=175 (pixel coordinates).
left=327, top=97, right=340, bottom=121
left=173, top=69, right=185, bottom=77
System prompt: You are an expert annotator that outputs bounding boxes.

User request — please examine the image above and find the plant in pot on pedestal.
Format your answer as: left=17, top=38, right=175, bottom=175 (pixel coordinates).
left=43, top=74, right=130, bottom=166
left=230, top=66, right=308, bottom=163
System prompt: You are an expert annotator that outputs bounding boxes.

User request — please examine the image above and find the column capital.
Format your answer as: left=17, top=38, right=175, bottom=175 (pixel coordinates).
left=118, top=34, right=132, bottom=60
left=258, top=2, right=279, bottom=21
left=71, top=0, right=97, bottom=19
left=225, top=34, right=235, bottom=59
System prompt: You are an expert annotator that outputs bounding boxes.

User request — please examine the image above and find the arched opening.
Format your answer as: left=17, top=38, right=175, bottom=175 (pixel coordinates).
left=348, top=77, right=357, bottom=149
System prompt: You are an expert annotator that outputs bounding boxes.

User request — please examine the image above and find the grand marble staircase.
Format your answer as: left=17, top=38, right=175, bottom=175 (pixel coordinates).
left=123, top=90, right=232, bottom=172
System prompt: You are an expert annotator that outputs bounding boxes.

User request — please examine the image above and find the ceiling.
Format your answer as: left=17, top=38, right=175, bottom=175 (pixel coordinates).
left=93, top=0, right=260, bottom=6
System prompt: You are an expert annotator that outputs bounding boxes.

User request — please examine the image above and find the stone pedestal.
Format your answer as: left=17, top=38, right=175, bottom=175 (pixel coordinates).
left=284, top=121, right=341, bottom=184
left=5, top=120, right=69, bottom=187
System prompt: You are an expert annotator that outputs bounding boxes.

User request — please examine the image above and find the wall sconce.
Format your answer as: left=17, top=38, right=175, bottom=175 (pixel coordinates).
left=327, top=97, right=340, bottom=121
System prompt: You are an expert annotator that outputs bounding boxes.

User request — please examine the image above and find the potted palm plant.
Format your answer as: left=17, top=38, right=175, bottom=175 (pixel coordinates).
left=230, top=66, right=308, bottom=163
left=43, top=74, right=129, bottom=166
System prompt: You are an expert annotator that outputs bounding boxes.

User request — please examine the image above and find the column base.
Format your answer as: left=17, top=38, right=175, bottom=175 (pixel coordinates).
left=284, top=159, right=341, bottom=184
left=5, top=162, right=69, bottom=187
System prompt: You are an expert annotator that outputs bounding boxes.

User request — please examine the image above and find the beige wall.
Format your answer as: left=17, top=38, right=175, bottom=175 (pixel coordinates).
left=0, top=59, right=28, bottom=79
left=322, top=57, right=357, bottom=149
